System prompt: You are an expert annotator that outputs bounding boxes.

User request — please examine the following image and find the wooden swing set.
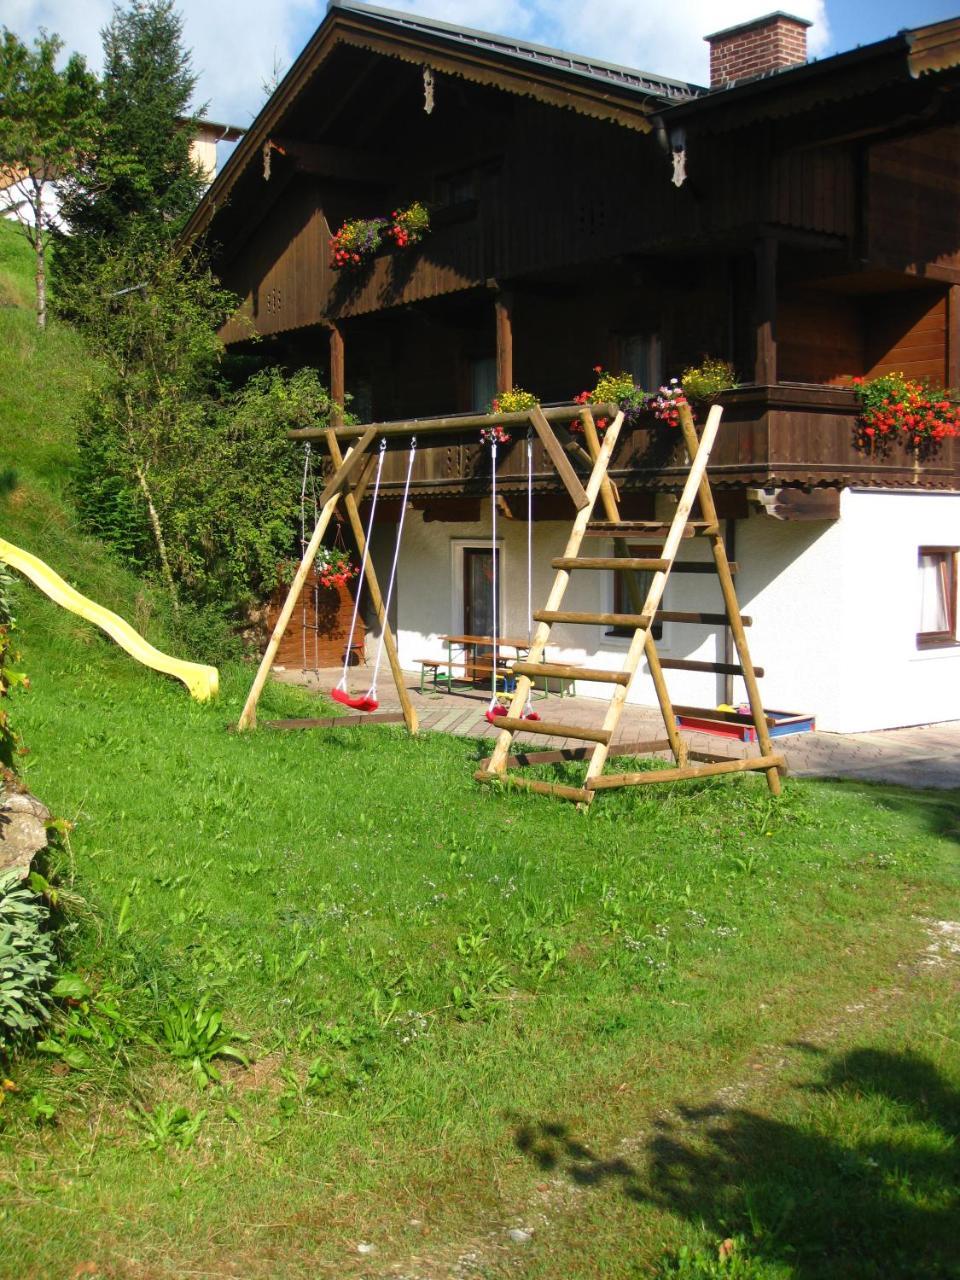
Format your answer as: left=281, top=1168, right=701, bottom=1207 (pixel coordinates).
left=236, top=402, right=785, bottom=805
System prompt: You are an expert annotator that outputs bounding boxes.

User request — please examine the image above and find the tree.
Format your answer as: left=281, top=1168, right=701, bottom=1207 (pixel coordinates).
left=67, top=240, right=233, bottom=613
left=56, top=1, right=207, bottom=292
left=67, top=242, right=340, bottom=636
left=0, top=29, right=98, bottom=328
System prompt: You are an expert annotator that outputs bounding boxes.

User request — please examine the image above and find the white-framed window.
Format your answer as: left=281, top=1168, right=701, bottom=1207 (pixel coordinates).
left=918, top=547, right=958, bottom=649
left=608, top=552, right=664, bottom=642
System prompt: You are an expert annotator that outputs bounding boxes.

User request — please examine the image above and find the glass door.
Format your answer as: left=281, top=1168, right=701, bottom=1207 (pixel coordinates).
left=463, top=547, right=500, bottom=651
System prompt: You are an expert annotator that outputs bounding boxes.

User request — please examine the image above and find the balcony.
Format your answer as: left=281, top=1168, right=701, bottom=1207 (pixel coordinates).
left=367, top=382, right=960, bottom=507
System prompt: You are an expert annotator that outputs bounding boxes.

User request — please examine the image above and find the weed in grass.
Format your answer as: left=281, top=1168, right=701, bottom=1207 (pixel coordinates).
left=156, top=998, right=250, bottom=1088
left=652, top=1240, right=772, bottom=1279
left=134, top=1101, right=207, bottom=1151
left=35, top=975, right=150, bottom=1075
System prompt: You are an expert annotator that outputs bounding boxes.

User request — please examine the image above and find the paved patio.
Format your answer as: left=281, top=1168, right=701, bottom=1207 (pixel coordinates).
left=272, top=665, right=960, bottom=790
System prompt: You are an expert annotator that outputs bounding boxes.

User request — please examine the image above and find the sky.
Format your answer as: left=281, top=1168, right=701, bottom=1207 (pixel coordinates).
left=4, top=0, right=958, bottom=131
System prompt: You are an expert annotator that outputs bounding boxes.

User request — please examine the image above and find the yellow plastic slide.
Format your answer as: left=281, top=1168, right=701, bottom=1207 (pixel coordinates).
left=0, top=536, right=218, bottom=701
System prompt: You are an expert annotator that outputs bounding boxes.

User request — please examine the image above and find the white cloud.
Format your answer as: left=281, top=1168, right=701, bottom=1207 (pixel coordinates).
left=4, top=0, right=832, bottom=129
left=389, top=0, right=831, bottom=85
left=3, top=0, right=319, bottom=126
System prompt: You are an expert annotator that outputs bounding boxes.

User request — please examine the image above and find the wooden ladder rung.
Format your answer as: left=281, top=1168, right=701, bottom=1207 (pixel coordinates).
left=552, top=557, right=670, bottom=572
left=475, top=771, right=591, bottom=803
left=533, top=609, right=652, bottom=628
left=659, top=658, right=764, bottom=677
left=587, top=753, right=786, bottom=789
left=659, top=611, right=752, bottom=626
left=585, top=520, right=719, bottom=537
left=512, top=661, right=631, bottom=686
left=671, top=561, right=739, bottom=574
left=477, top=738, right=672, bottom=770
left=490, top=717, right=612, bottom=744
left=533, top=608, right=750, bottom=628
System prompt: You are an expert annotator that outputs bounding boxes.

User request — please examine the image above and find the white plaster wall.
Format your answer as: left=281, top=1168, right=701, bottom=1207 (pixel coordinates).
left=391, top=490, right=960, bottom=733
left=393, top=503, right=735, bottom=709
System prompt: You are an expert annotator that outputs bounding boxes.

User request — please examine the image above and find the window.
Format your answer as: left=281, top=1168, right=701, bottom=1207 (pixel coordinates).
left=470, top=356, right=497, bottom=413
left=622, top=332, right=662, bottom=392
left=917, top=547, right=958, bottom=648
left=610, top=553, right=663, bottom=641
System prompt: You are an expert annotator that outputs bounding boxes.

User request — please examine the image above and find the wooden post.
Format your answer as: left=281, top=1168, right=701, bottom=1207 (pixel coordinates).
left=324, top=429, right=419, bottom=735
left=329, top=322, right=345, bottom=427
left=676, top=404, right=781, bottom=797
left=754, top=236, right=778, bottom=386
left=238, top=496, right=341, bottom=731
left=495, top=292, right=513, bottom=394
left=947, top=285, right=960, bottom=391
left=579, top=408, right=687, bottom=768
left=485, top=411, right=627, bottom=780
left=582, top=407, right=724, bottom=793
left=236, top=430, right=375, bottom=731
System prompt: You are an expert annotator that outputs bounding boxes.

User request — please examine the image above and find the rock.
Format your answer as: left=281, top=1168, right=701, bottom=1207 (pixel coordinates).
left=508, top=1228, right=533, bottom=1244
left=0, top=787, right=51, bottom=880
left=356, top=1242, right=376, bottom=1256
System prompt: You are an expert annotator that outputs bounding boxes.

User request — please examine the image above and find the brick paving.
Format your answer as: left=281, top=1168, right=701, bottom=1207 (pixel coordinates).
left=272, top=666, right=960, bottom=790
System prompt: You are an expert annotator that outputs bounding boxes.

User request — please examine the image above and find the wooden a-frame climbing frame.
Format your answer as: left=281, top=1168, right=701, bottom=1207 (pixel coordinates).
left=475, top=401, right=786, bottom=804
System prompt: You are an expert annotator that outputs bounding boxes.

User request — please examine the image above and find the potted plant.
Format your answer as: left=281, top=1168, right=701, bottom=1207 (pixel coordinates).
left=851, top=371, right=960, bottom=458
left=330, top=202, right=432, bottom=270
left=482, top=387, right=538, bottom=444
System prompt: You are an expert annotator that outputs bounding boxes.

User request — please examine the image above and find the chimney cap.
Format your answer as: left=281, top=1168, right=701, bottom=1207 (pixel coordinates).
left=704, top=11, right=813, bottom=43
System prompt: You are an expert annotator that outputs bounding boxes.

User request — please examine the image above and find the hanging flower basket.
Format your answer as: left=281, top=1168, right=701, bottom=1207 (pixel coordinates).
left=314, top=546, right=358, bottom=589
left=649, top=378, right=691, bottom=428
left=482, top=387, right=538, bottom=444
left=388, top=201, right=430, bottom=249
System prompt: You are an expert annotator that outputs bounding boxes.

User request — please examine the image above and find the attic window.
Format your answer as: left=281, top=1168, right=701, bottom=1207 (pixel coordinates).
left=436, top=167, right=477, bottom=207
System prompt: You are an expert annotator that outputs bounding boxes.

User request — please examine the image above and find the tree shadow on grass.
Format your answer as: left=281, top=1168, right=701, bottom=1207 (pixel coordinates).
left=512, top=1045, right=960, bottom=1278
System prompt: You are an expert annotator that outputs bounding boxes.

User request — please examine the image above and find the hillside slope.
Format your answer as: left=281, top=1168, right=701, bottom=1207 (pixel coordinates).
left=0, top=219, right=180, bottom=662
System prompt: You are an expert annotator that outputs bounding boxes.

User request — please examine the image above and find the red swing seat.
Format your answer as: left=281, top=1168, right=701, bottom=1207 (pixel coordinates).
left=485, top=703, right=541, bottom=724
left=331, top=686, right=379, bottom=713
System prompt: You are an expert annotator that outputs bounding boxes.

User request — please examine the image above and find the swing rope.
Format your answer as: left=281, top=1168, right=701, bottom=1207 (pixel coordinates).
left=522, top=430, right=540, bottom=721
left=487, top=439, right=505, bottom=717
left=485, top=429, right=539, bottom=725
left=366, top=437, right=417, bottom=704
left=335, top=438, right=387, bottom=696
left=331, top=437, right=416, bottom=713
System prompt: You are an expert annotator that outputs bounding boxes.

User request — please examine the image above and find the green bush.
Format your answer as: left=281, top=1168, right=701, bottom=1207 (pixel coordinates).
left=0, top=871, right=56, bottom=1056
left=0, top=566, right=26, bottom=773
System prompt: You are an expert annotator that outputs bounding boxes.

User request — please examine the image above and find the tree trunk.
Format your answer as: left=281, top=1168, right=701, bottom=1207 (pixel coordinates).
left=31, top=181, right=46, bottom=331
left=132, top=456, right=180, bottom=617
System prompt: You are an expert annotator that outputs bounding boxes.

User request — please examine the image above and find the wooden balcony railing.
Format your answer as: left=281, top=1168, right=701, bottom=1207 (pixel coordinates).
left=369, top=383, right=960, bottom=498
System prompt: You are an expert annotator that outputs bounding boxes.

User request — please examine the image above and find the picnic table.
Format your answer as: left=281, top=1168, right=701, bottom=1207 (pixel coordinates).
left=419, top=635, right=563, bottom=697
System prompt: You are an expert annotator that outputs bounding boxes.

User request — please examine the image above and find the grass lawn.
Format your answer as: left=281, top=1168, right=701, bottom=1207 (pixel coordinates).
left=1, top=218, right=958, bottom=1279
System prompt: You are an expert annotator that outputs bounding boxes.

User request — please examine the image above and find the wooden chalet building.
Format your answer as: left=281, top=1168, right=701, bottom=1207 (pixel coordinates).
left=185, top=2, right=960, bottom=733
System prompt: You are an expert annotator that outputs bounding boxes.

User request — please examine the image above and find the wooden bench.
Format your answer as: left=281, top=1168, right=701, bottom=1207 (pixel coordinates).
left=417, top=658, right=517, bottom=694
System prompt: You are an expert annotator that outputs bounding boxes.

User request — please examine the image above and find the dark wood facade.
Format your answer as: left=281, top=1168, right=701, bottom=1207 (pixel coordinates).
left=188, top=5, right=960, bottom=505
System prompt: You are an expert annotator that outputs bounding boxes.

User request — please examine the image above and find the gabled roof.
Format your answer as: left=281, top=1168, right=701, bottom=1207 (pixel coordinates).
left=329, top=0, right=703, bottom=104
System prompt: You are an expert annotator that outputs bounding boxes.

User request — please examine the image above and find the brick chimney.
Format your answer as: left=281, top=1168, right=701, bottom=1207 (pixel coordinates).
left=705, top=12, right=812, bottom=89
